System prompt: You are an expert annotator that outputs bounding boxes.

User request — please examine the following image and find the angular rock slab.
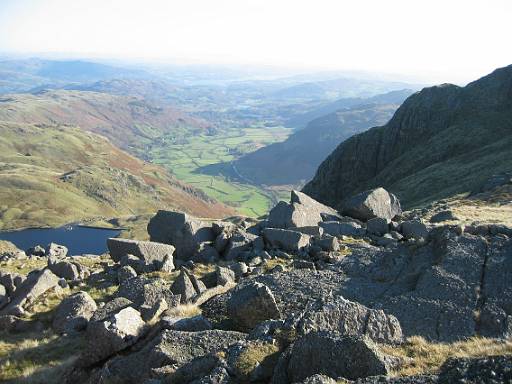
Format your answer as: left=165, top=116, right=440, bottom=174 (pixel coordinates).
left=53, top=291, right=97, bottom=334
left=147, top=210, right=215, bottom=260
left=279, top=333, right=389, bottom=382
left=262, top=228, right=310, bottom=252
left=107, top=238, right=176, bottom=270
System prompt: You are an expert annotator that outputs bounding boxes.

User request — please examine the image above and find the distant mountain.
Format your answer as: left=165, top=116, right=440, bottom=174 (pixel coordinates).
left=303, top=65, right=512, bottom=209
left=224, top=103, right=400, bottom=187
left=286, top=89, right=414, bottom=129
left=0, top=90, right=210, bottom=157
left=0, top=122, right=232, bottom=230
left=270, top=77, right=420, bottom=101
left=0, top=58, right=152, bottom=93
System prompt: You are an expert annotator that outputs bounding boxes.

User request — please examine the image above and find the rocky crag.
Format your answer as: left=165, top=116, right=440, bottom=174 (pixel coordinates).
left=1, top=177, right=511, bottom=383
left=303, top=64, right=512, bottom=210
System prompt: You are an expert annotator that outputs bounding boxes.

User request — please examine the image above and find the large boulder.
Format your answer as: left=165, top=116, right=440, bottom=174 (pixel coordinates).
left=48, top=259, right=89, bottom=281
left=268, top=191, right=340, bottom=229
left=53, top=291, right=97, bottom=334
left=400, top=220, right=429, bottom=240
left=342, top=187, right=402, bottom=221
left=147, top=211, right=215, bottom=259
left=171, top=270, right=199, bottom=303
left=45, top=242, right=68, bottom=258
left=277, top=332, right=389, bottom=382
left=262, top=228, right=310, bottom=252
left=0, top=268, right=60, bottom=316
left=93, top=329, right=247, bottom=383
left=319, top=221, right=366, bottom=237
left=107, top=238, right=176, bottom=271
left=297, top=296, right=403, bottom=344
left=227, top=282, right=281, bottom=331
left=80, top=306, right=146, bottom=366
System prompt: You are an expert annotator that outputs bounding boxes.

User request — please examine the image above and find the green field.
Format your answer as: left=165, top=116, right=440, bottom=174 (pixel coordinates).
left=150, top=127, right=292, bottom=217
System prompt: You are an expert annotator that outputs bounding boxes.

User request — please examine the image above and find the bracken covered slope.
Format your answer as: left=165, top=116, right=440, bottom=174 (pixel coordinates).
left=303, top=65, right=512, bottom=209
left=0, top=122, right=232, bottom=230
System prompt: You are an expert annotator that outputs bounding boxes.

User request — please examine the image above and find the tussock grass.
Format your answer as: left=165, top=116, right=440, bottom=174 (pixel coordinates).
left=381, top=336, right=512, bottom=376
left=165, top=303, right=202, bottom=318
left=0, top=330, right=83, bottom=383
left=234, top=342, right=281, bottom=377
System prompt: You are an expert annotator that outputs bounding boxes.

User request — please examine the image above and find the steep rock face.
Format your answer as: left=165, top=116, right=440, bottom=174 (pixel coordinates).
left=303, top=65, right=512, bottom=209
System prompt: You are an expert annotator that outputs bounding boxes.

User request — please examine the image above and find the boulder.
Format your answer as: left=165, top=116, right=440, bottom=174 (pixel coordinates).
left=216, top=266, right=236, bottom=286
left=319, top=221, right=366, bottom=237
left=262, top=228, right=310, bottom=252
left=282, top=333, right=388, bottom=382
left=438, top=355, right=512, bottom=384
left=227, top=340, right=281, bottom=383
left=224, top=230, right=257, bottom=260
left=0, top=283, right=7, bottom=309
left=0, top=268, right=60, bottom=316
left=90, top=297, right=134, bottom=322
left=118, top=265, right=138, bottom=283
left=313, top=236, right=340, bottom=252
left=147, top=210, right=215, bottom=259
left=297, top=297, right=403, bottom=344
left=0, top=271, right=25, bottom=296
left=172, top=271, right=199, bottom=303
left=400, top=220, right=429, bottom=240
left=267, top=191, right=339, bottom=229
left=26, top=245, right=46, bottom=257
left=107, top=238, right=176, bottom=271
left=299, top=375, right=337, bottom=384
left=53, top=291, right=97, bottom=334
left=342, top=188, right=402, bottom=221
left=45, top=242, right=68, bottom=258
left=81, top=306, right=146, bottom=366
left=93, top=329, right=247, bottom=383
left=48, top=259, right=88, bottom=281
left=227, top=282, right=281, bottom=331
left=367, top=217, right=390, bottom=236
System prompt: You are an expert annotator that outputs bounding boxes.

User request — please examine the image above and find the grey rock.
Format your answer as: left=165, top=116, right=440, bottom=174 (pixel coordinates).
left=140, top=298, right=168, bottom=322
left=118, top=265, right=138, bottom=283
left=268, top=191, right=339, bottom=229
left=227, top=282, right=281, bottom=331
left=297, top=297, right=403, bottom=344
left=283, top=333, right=388, bottom=382
left=96, top=329, right=246, bottom=383
left=48, top=259, right=88, bottom=281
left=430, top=210, right=459, bottom=223
left=194, top=244, right=220, bottom=263
left=313, top=236, right=340, bottom=252
left=53, top=291, right=97, bottom=334
left=26, top=245, right=46, bottom=257
left=227, top=340, right=281, bottom=382
left=229, top=262, right=248, bottom=280
left=107, top=238, right=176, bottom=271
left=292, top=260, right=316, bottom=270
left=262, top=228, right=310, bottom=252
left=342, top=188, right=402, bottom=221
left=216, top=266, right=236, bottom=286
left=45, top=242, right=68, bottom=258
left=0, top=283, right=7, bottom=308
left=294, top=226, right=324, bottom=237
left=400, top=220, right=429, bottom=240
left=171, top=271, right=198, bottom=303
left=354, top=376, right=438, bottom=383
left=90, top=297, right=133, bottom=322
left=0, top=271, right=25, bottom=296
left=224, top=230, right=257, bottom=261
left=319, top=221, right=366, bottom=237
left=438, top=355, right=512, bottom=384
left=0, top=268, right=60, bottom=316
left=147, top=210, right=215, bottom=260
left=81, top=306, right=146, bottom=366
left=367, top=217, right=390, bottom=236
left=298, top=375, right=337, bottom=384
left=0, top=314, right=44, bottom=333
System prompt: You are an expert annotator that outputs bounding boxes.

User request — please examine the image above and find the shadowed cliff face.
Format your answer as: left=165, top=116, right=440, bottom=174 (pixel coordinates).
left=303, top=65, right=512, bottom=210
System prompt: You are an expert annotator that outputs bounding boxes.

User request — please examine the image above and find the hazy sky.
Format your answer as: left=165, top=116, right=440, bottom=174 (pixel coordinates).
left=1, top=0, right=511, bottom=82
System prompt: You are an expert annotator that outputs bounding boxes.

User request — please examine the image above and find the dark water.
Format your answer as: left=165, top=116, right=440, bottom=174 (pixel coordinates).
left=0, top=225, right=122, bottom=255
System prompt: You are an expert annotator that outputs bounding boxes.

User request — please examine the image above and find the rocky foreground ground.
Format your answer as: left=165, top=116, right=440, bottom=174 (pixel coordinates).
left=0, top=177, right=512, bottom=383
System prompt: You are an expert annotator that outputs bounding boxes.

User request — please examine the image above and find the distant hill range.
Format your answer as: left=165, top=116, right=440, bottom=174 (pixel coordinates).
left=0, top=90, right=210, bottom=157
left=303, top=64, right=512, bottom=209
left=213, top=90, right=413, bottom=187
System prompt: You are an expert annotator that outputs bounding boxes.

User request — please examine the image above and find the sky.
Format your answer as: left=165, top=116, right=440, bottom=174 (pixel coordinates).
left=0, top=0, right=511, bottom=83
